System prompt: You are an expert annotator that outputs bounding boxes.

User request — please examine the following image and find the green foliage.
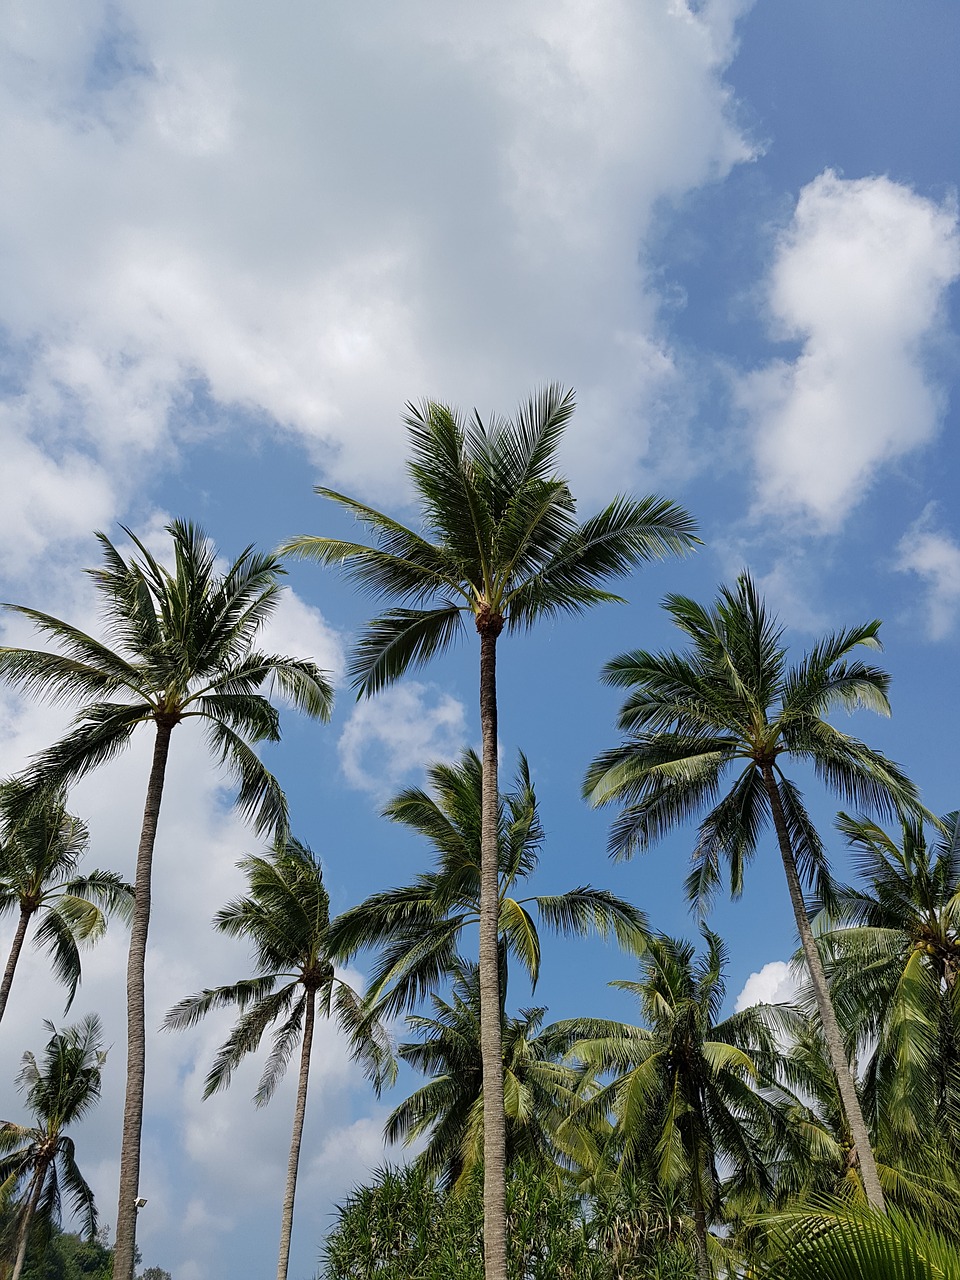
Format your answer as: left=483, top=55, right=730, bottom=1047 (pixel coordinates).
left=0, top=1017, right=106, bottom=1271
left=281, top=385, right=699, bottom=695
left=164, top=835, right=395, bottom=1100
left=0, top=781, right=132, bottom=1015
left=760, top=1200, right=960, bottom=1279
left=329, top=748, right=647, bottom=1018
left=387, top=960, right=584, bottom=1188
left=319, top=1162, right=699, bottom=1279
left=584, top=572, right=918, bottom=902
left=0, top=519, right=334, bottom=838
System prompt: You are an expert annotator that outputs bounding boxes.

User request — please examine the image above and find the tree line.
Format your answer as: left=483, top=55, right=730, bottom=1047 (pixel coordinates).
left=0, top=386, right=954, bottom=1279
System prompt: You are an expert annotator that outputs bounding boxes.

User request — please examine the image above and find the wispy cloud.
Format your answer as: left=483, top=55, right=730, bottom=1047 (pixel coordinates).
left=896, top=507, right=960, bottom=640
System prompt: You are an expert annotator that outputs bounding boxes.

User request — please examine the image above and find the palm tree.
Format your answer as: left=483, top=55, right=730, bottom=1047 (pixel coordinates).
left=0, top=521, right=334, bottom=1280
left=281, top=389, right=698, bottom=1280
left=329, top=748, right=648, bottom=1017
left=387, top=959, right=583, bottom=1188
left=0, top=1015, right=106, bottom=1280
left=163, top=836, right=394, bottom=1280
left=556, top=930, right=784, bottom=1279
left=584, top=573, right=920, bottom=1210
left=813, top=810, right=960, bottom=1172
left=0, top=781, right=132, bottom=1025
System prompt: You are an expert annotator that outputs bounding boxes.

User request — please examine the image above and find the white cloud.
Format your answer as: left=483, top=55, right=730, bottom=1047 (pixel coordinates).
left=896, top=508, right=960, bottom=640
left=734, top=959, right=798, bottom=1012
left=738, top=171, right=960, bottom=531
left=0, top=0, right=756, bottom=549
left=259, top=587, right=346, bottom=687
left=338, top=682, right=467, bottom=797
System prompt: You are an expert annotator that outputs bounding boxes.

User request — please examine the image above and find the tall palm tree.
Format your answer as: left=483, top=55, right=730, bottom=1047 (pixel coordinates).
left=814, top=810, right=960, bottom=1171
left=387, top=959, right=583, bottom=1188
left=0, top=1015, right=106, bottom=1280
left=556, top=930, right=784, bottom=1279
left=329, top=748, right=648, bottom=1017
left=584, top=573, right=920, bottom=1209
left=0, top=781, right=132, bottom=1024
left=0, top=520, right=334, bottom=1280
left=281, top=385, right=698, bottom=1280
left=163, top=836, right=394, bottom=1280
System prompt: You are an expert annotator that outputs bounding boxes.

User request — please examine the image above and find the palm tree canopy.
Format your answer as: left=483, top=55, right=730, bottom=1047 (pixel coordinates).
left=328, top=749, right=649, bottom=1016
left=584, top=572, right=920, bottom=908
left=163, top=836, right=395, bottom=1104
left=0, top=781, right=133, bottom=1010
left=811, top=810, right=960, bottom=1165
left=555, top=931, right=785, bottom=1199
left=761, top=1200, right=960, bottom=1280
left=0, top=1015, right=106, bottom=1246
left=280, top=385, right=699, bottom=694
left=387, top=959, right=583, bottom=1188
left=0, top=520, right=334, bottom=836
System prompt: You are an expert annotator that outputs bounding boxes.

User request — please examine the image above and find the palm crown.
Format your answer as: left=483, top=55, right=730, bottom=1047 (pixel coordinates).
left=328, top=749, right=648, bottom=1018
left=0, top=1015, right=106, bottom=1280
left=585, top=572, right=918, bottom=906
left=280, top=385, right=699, bottom=692
left=0, top=519, right=332, bottom=834
left=0, top=781, right=132, bottom=1021
left=387, top=959, right=583, bottom=1189
left=554, top=930, right=785, bottom=1278
left=814, top=811, right=960, bottom=1167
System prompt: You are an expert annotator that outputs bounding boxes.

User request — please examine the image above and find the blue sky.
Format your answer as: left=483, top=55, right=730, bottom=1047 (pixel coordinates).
left=0, top=3, right=958, bottom=1277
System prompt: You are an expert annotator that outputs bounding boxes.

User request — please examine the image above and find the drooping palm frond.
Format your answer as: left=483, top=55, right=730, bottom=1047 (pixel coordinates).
left=330, top=748, right=648, bottom=1011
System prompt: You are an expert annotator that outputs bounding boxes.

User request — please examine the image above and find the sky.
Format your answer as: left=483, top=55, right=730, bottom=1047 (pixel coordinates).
left=0, top=2, right=958, bottom=1276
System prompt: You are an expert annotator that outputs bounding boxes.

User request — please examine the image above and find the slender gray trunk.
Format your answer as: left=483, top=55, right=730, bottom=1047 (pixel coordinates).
left=11, top=1163, right=46, bottom=1280
left=113, top=720, right=174, bottom=1280
left=761, top=764, right=885, bottom=1210
left=691, top=1202, right=711, bottom=1280
left=0, top=907, right=32, bottom=1025
left=276, top=986, right=316, bottom=1280
left=477, top=616, right=508, bottom=1280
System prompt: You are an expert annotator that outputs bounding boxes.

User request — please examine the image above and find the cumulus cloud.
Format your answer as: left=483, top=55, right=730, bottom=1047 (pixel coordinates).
left=734, top=959, right=798, bottom=1012
left=738, top=171, right=960, bottom=531
left=896, top=507, right=960, bottom=640
left=338, top=682, right=467, bottom=797
left=0, top=0, right=755, bottom=555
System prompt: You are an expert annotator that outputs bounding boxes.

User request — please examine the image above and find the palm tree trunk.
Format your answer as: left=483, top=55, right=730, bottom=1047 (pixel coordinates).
left=114, top=719, right=174, bottom=1280
left=761, top=764, right=885, bottom=1210
left=477, top=615, right=508, bottom=1280
left=276, top=987, right=316, bottom=1280
left=0, top=907, right=32, bottom=1025
left=11, top=1165, right=46, bottom=1280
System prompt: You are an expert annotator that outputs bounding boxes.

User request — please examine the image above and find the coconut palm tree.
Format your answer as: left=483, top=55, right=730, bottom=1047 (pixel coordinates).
left=0, top=781, right=132, bottom=1025
left=163, top=836, right=394, bottom=1280
left=814, top=810, right=960, bottom=1169
left=281, top=393, right=697, bottom=1280
left=0, top=1015, right=106, bottom=1280
left=329, top=748, right=648, bottom=1018
left=556, top=930, right=785, bottom=1279
left=584, top=573, right=920, bottom=1209
left=387, top=958, right=584, bottom=1188
left=0, top=520, right=334, bottom=1280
